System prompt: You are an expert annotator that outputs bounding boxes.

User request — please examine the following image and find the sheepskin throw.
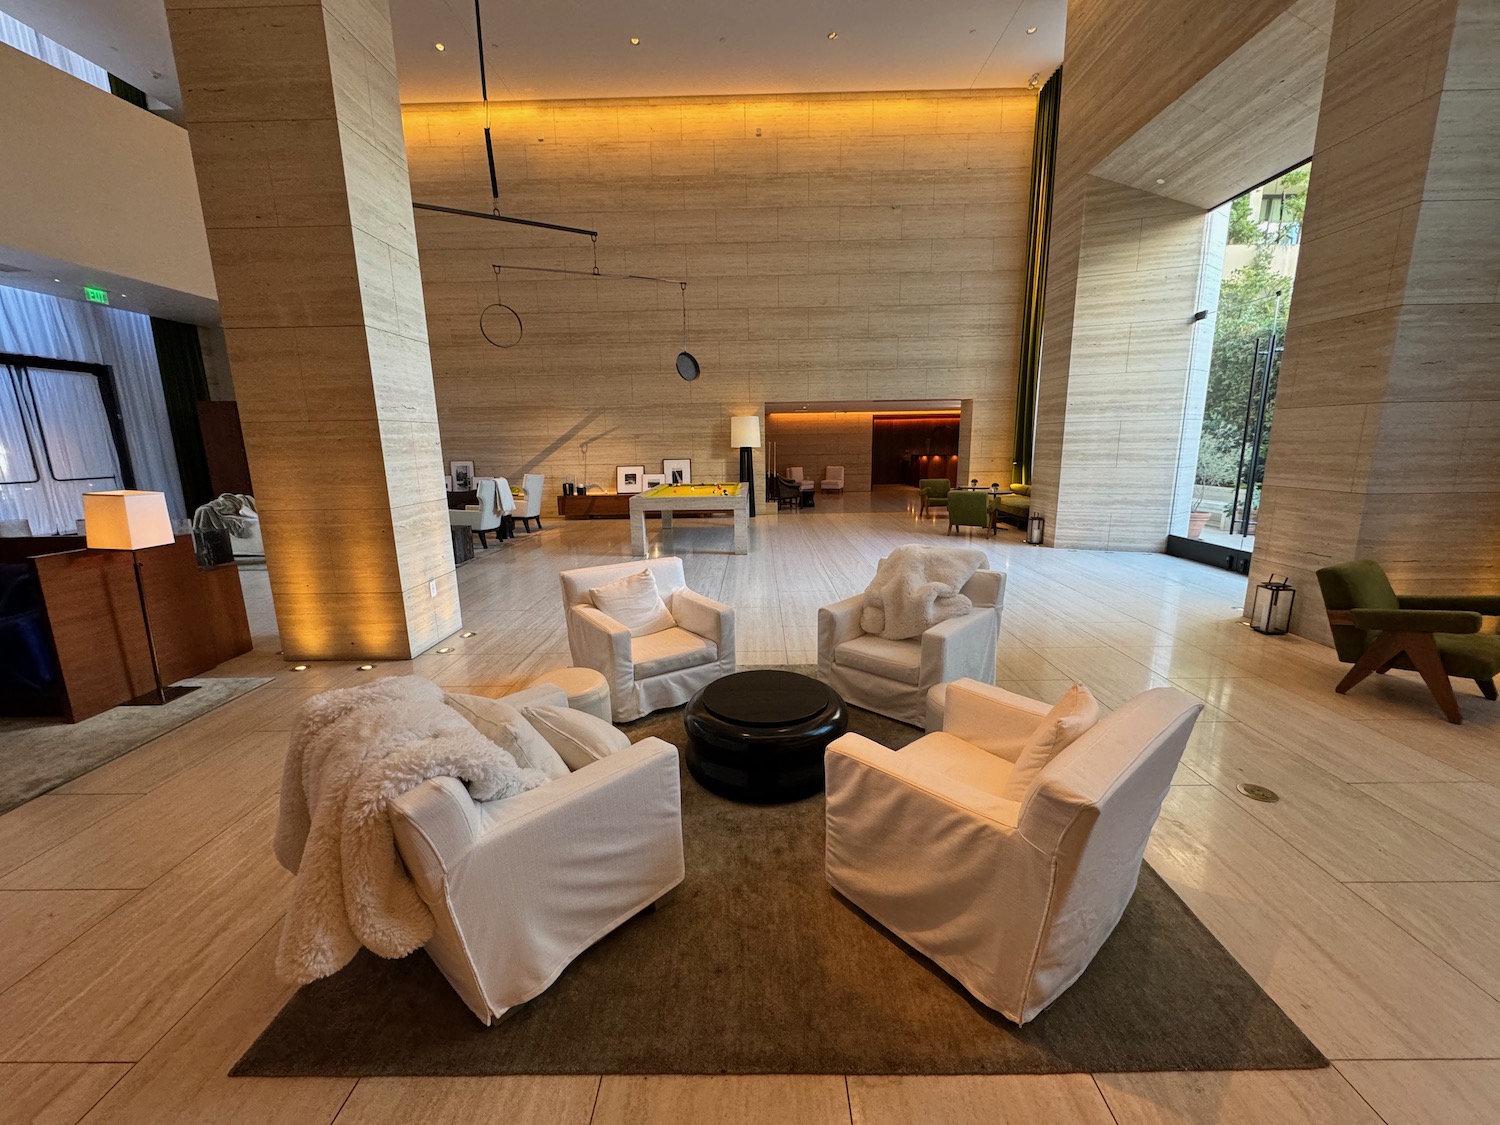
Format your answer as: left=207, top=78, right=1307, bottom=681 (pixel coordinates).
left=860, top=545, right=987, bottom=640
left=273, top=675, right=547, bottom=985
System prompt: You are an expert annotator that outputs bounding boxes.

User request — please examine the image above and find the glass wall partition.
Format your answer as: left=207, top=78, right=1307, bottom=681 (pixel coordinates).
left=1175, top=164, right=1308, bottom=565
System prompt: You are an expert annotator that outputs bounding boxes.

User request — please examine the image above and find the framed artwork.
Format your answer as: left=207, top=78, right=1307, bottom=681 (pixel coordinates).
left=616, top=465, right=646, bottom=494
left=450, top=461, right=475, bottom=491
left=643, top=473, right=666, bottom=490
left=663, top=458, right=692, bottom=485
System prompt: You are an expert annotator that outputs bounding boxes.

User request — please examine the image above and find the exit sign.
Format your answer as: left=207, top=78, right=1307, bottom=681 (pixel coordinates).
left=82, top=286, right=109, bottom=304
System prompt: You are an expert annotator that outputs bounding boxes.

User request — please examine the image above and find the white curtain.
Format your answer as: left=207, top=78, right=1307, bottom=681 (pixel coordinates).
left=0, top=13, right=110, bottom=91
left=0, top=286, right=185, bottom=534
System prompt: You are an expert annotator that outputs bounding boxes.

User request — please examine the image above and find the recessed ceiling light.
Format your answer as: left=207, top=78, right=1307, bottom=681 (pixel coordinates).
left=1026, top=26, right=1037, bottom=34
left=1155, top=177, right=1166, bottom=185
left=434, top=42, right=445, bottom=51
left=629, top=36, right=640, bottom=45
left=826, top=31, right=838, bottom=40
left=53, top=278, right=61, bottom=282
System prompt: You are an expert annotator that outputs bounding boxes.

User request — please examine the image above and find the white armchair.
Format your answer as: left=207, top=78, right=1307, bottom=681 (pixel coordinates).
left=515, top=473, right=544, bottom=532
left=786, top=466, right=816, bottom=501
left=389, top=682, right=683, bottom=1024
left=820, top=466, right=845, bottom=492
left=818, top=563, right=1004, bottom=725
left=559, top=557, right=736, bottom=721
left=825, top=681, right=1204, bottom=1024
left=450, top=477, right=514, bottom=548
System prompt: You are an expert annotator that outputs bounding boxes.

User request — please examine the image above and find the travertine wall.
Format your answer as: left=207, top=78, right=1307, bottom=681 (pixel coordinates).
left=765, top=412, right=875, bottom=492
left=1049, top=178, right=1222, bottom=550
left=1031, top=0, right=1307, bottom=545
left=1250, top=0, right=1500, bottom=637
left=167, top=0, right=459, bottom=659
left=402, top=91, right=1035, bottom=510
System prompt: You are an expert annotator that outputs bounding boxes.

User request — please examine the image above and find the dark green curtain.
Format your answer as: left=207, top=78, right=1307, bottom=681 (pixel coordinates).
left=150, top=319, right=214, bottom=512
left=1011, top=67, right=1061, bottom=488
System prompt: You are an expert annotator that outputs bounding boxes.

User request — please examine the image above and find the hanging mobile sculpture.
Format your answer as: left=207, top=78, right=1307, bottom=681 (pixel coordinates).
left=479, top=265, right=523, bottom=348
left=411, top=1, right=699, bottom=377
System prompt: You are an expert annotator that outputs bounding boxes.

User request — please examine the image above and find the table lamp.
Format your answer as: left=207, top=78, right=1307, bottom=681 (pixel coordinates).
left=83, top=490, right=195, bottom=706
left=730, top=415, right=760, bottom=518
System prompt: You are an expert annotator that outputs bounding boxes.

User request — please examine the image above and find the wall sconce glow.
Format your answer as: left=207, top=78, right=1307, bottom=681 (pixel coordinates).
left=629, top=36, right=640, bottom=45
left=292, top=664, right=309, bottom=672
left=434, top=42, right=445, bottom=50
left=826, top=31, right=838, bottom=40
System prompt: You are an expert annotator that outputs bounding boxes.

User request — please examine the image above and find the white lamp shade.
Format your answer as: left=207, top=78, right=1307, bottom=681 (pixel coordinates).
left=83, top=490, right=175, bottom=551
left=730, top=415, right=761, bottom=448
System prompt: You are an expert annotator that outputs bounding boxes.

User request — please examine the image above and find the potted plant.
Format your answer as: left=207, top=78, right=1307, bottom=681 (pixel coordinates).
left=1188, top=482, right=1213, bottom=539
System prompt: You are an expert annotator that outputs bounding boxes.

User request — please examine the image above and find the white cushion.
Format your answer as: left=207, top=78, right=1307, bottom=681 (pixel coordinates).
left=589, top=570, right=676, bottom=637
left=520, top=704, right=631, bottom=771
left=631, top=627, right=718, bottom=680
left=999, top=683, right=1100, bottom=802
left=834, top=634, right=921, bottom=685
left=900, top=732, right=1016, bottom=795
left=443, top=693, right=570, bottom=780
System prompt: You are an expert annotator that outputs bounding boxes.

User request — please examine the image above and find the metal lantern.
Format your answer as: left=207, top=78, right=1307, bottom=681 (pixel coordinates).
left=1251, top=574, right=1295, bottom=635
left=1026, top=513, right=1045, bottom=545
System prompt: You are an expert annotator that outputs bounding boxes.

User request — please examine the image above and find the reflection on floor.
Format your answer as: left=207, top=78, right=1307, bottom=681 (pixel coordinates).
left=0, top=483, right=1496, bottom=1124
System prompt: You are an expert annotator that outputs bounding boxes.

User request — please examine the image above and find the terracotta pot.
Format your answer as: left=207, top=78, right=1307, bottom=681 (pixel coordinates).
left=1187, top=511, right=1211, bottom=539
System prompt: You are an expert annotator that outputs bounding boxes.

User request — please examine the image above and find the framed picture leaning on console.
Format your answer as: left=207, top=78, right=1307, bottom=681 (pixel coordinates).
left=663, top=458, right=691, bottom=485
left=643, top=473, right=666, bottom=490
left=617, top=465, right=645, bottom=494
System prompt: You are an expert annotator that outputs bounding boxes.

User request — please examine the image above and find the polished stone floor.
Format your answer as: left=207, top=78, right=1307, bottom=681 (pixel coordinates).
left=1, top=486, right=1496, bottom=1123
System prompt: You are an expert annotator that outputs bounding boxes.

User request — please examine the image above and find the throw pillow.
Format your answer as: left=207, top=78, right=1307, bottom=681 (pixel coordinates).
left=588, top=570, right=676, bottom=637
left=521, top=704, right=631, bottom=772
left=443, top=693, right=570, bottom=780
left=999, top=683, right=1100, bottom=802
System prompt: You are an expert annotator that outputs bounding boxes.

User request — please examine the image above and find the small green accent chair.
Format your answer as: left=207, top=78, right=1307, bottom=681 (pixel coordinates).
left=1316, top=559, right=1500, bottom=724
left=918, top=478, right=951, bottom=518
left=947, top=489, right=991, bottom=535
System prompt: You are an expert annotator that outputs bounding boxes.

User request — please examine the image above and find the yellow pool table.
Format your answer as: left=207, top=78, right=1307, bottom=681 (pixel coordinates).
left=630, top=482, right=749, bottom=555
left=646, top=483, right=741, bottom=498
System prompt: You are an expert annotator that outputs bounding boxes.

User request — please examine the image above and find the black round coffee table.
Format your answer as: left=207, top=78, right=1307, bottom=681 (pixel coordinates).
left=684, top=670, right=848, bottom=803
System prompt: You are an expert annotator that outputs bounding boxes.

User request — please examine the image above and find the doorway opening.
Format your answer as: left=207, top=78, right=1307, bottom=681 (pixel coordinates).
left=763, top=400, right=962, bottom=499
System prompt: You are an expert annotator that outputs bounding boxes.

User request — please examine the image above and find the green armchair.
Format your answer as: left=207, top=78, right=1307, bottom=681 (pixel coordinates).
left=1316, top=559, right=1500, bottom=724
left=918, top=478, right=951, bottom=518
left=947, top=489, right=991, bottom=535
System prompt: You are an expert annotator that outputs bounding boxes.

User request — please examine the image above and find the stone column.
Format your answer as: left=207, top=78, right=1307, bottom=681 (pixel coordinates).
left=1251, top=0, right=1499, bottom=638
left=166, top=0, right=459, bottom=658
left=1036, top=178, right=1221, bottom=550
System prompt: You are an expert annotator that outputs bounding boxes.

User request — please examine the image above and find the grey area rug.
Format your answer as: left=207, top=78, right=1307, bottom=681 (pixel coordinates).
left=0, top=677, right=272, bottom=813
left=234, top=694, right=1325, bottom=1077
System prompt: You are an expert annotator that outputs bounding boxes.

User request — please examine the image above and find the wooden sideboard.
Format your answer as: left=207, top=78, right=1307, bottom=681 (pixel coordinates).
left=557, top=493, right=633, bottom=519
left=1, top=534, right=253, bottom=722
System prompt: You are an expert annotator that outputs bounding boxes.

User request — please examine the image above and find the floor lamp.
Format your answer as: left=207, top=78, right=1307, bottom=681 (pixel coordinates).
left=731, top=415, right=760, bottom=518
left=83, top=490, right=197, bottom=706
